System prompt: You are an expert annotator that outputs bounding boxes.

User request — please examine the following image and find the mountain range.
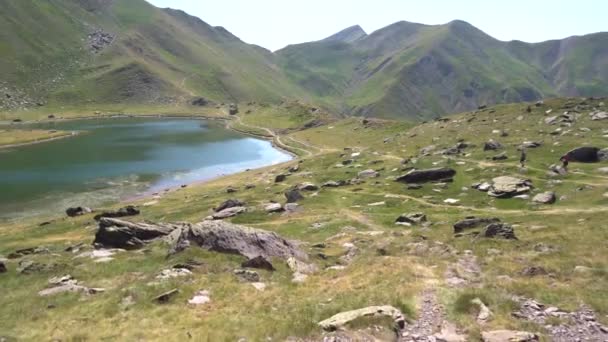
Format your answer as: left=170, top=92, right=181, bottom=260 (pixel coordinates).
left=1, top=0, right=607, bottom=120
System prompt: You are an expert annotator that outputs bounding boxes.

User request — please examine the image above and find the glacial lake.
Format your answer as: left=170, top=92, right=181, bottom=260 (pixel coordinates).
left=0, top=117, right=292, bottom=221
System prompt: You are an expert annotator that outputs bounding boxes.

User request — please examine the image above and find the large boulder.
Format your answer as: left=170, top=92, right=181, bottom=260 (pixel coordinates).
left=453, top=217, right=501, bottom=234
left=488, top=176, right=532, bottom=198
left=94, top=218, right=178, bottom=250
left=318, top=306, right=406, bottom=331
left=599, top=148, right=608, bottom=162
left=94, top=205, right=140, bottom=221
left=565, top=147, right=600, bottom=163
left=396, top=168, right=456, bottom=184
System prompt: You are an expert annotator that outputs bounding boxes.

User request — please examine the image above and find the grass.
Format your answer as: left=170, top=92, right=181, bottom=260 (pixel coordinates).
left=0, top=128, right=74, bottom=147
left=1, top=97, right=608, bottom=339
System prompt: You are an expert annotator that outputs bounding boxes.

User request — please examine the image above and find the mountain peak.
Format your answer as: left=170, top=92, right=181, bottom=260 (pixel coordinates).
left=322, top=25, right=367, bottom=43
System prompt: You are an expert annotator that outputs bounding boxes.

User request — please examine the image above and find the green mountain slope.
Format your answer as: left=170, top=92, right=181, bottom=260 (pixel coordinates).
left=277, top=20, right=608, bottom=120
left=0, top=0, right=306, bottom=111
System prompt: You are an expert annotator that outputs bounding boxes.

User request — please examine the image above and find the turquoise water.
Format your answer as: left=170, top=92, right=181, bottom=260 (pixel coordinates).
left=0, top=117, right=291, bottom=220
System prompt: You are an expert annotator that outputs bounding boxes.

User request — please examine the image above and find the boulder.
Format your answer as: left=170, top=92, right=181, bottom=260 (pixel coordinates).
left=453, top=217, right=501, bottom=234
left=233, top=269, right=260, bottom=282
left=318, top=306, right=406, bottom=331
left=264, top=203, right=284, bottom=213
left=590, top=111, right=608, bottom=120
left=483, top=223, right=517, bottom=240
left=472, top=298, right=493, bottom=323
left=188, top=290, right=210, bottom=305
left=285, top=189, right=304, bottom=203
left=297, top=182, right=319, bottom=191
left=242, top=256, right=275, bottom=271
left=396, top=168, right=456, bottom=184
left=532, top=191, right=556, bottom=204
left=0, top=260, right=6, bottom=273
left=94, top=218, right=179, bottom=250
left=322, top=180, right=348, bottom=188
left=599, top=148, right=608, bottom=162
left=154, top=289, right=179, bottom=304
left=66, top=206, right=92, bottom=217
left=94, top=205, right=140, bottom=221
left=191, top=97, right=208, bottom=106
left=484, top=140, right=503, bottom=151
left=565, top=147, right=600, bottom=163
left=358, top=169, right=379, bottom=178
left=275, top=174, right=288, bottom=183
left=481, top=330, right=538, bottom=342
left=211, top=206, right=246, bottom=220
left=228, top=104, right=239, bottom=115
left=488, top=176, right=532, bottom=198
left=395, top=213, right=427, bottom=225
left=214, top=199, right=245, bottom=213
left=492, top=152, right=508, bottom=161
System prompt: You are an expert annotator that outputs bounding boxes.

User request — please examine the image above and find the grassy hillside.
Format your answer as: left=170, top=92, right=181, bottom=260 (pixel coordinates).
left=277, top=20, right=608, bottom=121
left=0, top=0, right=307, bottom=112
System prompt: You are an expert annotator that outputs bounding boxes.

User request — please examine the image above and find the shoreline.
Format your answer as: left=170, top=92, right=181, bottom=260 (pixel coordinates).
left=0, top=131, right=80, bottom=150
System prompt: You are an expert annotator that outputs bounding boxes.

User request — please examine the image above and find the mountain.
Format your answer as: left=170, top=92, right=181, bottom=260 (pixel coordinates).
left=0, top=0, right=305, bottom=111
left=322, top=25, right=367, bottom=43
left=277, top=20, right=608, bottom=120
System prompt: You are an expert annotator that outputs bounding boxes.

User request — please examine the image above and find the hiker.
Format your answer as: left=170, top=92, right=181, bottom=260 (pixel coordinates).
left=520, top=148, right=527, bottom=168
left=560, top=155, right=570, bottom=171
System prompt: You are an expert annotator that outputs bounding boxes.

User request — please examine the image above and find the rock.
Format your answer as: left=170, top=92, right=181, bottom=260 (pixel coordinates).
left=322, top=180, right=347, bottom=188
left=488, top=176, right=532, bottom=198
left=532, top=191, right=556, bottom=204
left=599, top=148, right=608, bottom=161
left=396, top=168, right=456, bottom=184
left=407, top=183, right=423, bottom=190
left=297, top=182, right=319, bottom=191
left=233, top=269, right=260, bottom=282
left=7, top=246, right=49, bottom=259
left=574, top=265, right=593, bottom=274
left=597, top=167, right=608, bottom=174
left=484, top=139, right=503, bottom=151
left=94, top=218, right=178, bottom=250
left=17, top=260, right=52, bottom=274
left=483, top=223, right=517, bottom=240
left=284, top=203, right=301, bottom=213
left=472, top=298, right=493, bottom=323
left=93, top=205, right=140, bottom=221
left=154, top=289, right=179, bottom=304
left=444, top=198, right=460, bottom=204
left=521, top=141, right=541, bottom=149
left=520, top=266, right=548, bottom=277
left=453, top=217, right=501, bottom=234
left=274, top=174, right=288, bottom=183
left=251, top=282, right=266, bottom=291
left=472, top=182, right=492, bottom=192
left=242, top=256, right=275, bottom=271
left=228, top=104, right=239, bottom=115
left=318, top=305, right=406, bottom=331
left=156, top=268, right=192, bottom=280
left=481, top=330, right=538, bottom=342
left=285, top=189, right=304, bottom=203
left=492, top=152, right=508, bottom=161
left=395, top=213, right=427, bottom=225
left=191, top=97, right=208, bottom=106
left=226, top=186, right=238, bottom=193
left=565, top=146, right=601, bottom=163
left=358, top=169, right=379, bottom=178
left=264, top=202, right=284, bottom=213
left=211, top=206, right=246, bottom=220
left=288, top=164, right=300, bottom=173
left=66, top=206, right=92, bottom=217
left=420, top=145, right=436, bottom=156
left=214, top=199, right=245, bottom=213
left=590, top=111, right=608, bottom=120
left=0, top=261, right=6, bottom=273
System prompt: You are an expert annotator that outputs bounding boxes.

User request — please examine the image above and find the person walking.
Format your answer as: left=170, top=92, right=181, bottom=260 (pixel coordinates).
left=520, top=147, right=527, bottom=168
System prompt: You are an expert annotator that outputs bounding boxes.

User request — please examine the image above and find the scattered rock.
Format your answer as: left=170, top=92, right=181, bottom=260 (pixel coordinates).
left=66, top=206, right=92, bottom=217
left=396, top=168, right=456, bottom=184
left=7, top=246, right=49, bottom=259
left=285, top=188, right=304, bottom=203
left=94, top=205, right=140, bottom=221
left=445, top=251, right=481, bottom=287
left=154, top=289, right=179, bottom=304
left=94, top=218, right=178, bottom=250
left=453, top=217, right=500, bottom=234
left=228, top=104, right=239, bottom=115
left=251, top=282, right=266, bottom=291
left=190, top=97, right=208, bottom=106
left=241, top=256, right=275, bottom=271
left=395, top=212, right=427, bottom=225
left=573, top=265, right=592, bottom=274
left=488, top=176, right=532, bottom=198
left=318, top=305, right=406, bottom=331
left=287, top=257, right=317, bottom=283
left=472, top=182, right=492, bottom=192
left=472, top=298, right=493, bottom=323
left=214, top=199, right=245, bottom=213
left=483, top=223, right=517, bottom=240
left=264, top=202, right=284, bottom=213
left=233, top=269, right=260, bottom=282
left=521, top=141, right=541, bottom=149
left=481, top=330, right=538, bottom=342
left=590, top=110, right=608, bottom=121
left=322, top=180, right=348, bottom=188
left=156, top=268, right=192, bottom=280
left=358, top=169, right=379, bottom=178
left=297, top=182, right=319, bottom=191
left=210, top=206, right=247, bottom=220
left=275, top=174, right=288, bottom=183
left=532, top=191, right=556, bottom=204
left=492, top=152, right=508, bottom=161
left=565, top=146, right=601, bottom=163
left=484, top=139, right=503, bottom=151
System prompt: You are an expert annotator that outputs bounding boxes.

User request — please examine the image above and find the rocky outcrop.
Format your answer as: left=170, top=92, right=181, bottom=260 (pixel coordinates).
left=488, top=176, right=532, bottom=198
left=94, top=218, right=181, bottom=250
left=94, top=205, right=140, bottom=221
left=318, top=305, right=406, bottom=331
left=0, top=260, right=6, bottom=273
left=396, top=168, right=456, bottom=183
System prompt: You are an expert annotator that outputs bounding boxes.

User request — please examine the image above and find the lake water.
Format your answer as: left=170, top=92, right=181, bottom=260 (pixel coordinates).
left=0, top=117, right=292, bottom=221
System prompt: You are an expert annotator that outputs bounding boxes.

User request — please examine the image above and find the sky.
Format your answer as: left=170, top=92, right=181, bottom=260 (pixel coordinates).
left=147, top=0, right=607, bottom=51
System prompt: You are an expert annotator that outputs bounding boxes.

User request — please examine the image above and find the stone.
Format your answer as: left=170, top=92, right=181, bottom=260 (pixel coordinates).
left=358, top=169, right=379, bottom=178
left=492, top=152, right=508, bottom=161
left=264, top=203, right=283, bottom=213
left=156, top=268, right=192, bottom=280
left=599, top=148, right=608, bottom=161
left=472, top=182, right=492, bottom=192
left=154, top=289, right=179, bottom=304
left=322, top=180, right=347, bottom=188
left=190, top=97, right=208, bottom=106
left=275, top=174, right=288, bottom=183
left=483, top=223, right=517, bottom=240
left=574, top=265, right=593, bottom=274
left=318, top=305, right=406, bottom=331
left=407, top=183, right=423, bottom=190
left=565, top=146, right=601, bottom=163
left=285, top=189, right=304, bottom=203
left=532, top=191, right=556, bottom=204
left=66, top=206, right=92, bottom=217
left=288, top=164, right=300, bottom=173
left=521, top=266, right=548, bottom=277
left=453, top=217, right=501, bottom=234
left=0, top=260, right=6, bottom=273
left=284, top=203, right=301, bottom=213
left=241, top=256, right=275, bottom=271
left=488, top=176, right=532, bottom=198
left=521, top=141, right=541, bottom=149
left=395, top=213, right=427, bottom=225
left=297, top=182, right=319, bottom=191
left=214, top=199, right=245, bottom=213
left=396, top=168, right=456, bottom=184
left=7, top=246, right=49, bottom=259
left=590, top=111, right=608, bottom=120
left=484, top=139, right=503, bottom=151
left=481, top=330, right=539, bottom=342
left=93, top=205, right=140, bottom=221
left=17, top=260, right=48, bottom=274
left=211, top=206, right=246, bottom=220
left=472, top=298, right=493, bottom=323
left=228, top=104, right=239, bottom=115
left=597, top=167, right=608, bottom=174
left=233, top=269, right=260, bottom=282
left=251, top=282, right=266, bottom=291
left=94, top=218, right=178, bottom=250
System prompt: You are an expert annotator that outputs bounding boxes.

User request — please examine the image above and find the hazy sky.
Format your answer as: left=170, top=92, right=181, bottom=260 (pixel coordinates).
left=147, top=0, right=607, bottom=51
